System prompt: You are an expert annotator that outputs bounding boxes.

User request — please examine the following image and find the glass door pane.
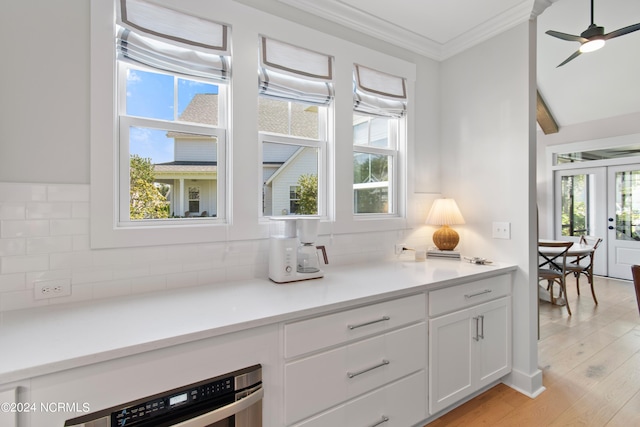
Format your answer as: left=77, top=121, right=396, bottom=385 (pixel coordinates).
left=614, top=170, right=640, bottom=241
left=560, top=174, right=591, bottom=236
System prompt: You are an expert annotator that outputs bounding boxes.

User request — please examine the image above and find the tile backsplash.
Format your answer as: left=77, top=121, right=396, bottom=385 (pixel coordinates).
left=0, top=182, right=426, bottom=313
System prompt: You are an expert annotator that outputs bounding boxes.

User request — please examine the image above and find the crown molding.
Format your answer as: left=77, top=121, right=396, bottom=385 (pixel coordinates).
left=279, top=0, right=550, bottom=61
left=278, top=0, right=443, bottom=59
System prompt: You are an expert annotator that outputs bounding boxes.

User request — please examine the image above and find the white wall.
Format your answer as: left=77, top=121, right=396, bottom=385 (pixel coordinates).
left=440, top=21, right=542, bottom=396
left=0, top=0, right=90, bottom=184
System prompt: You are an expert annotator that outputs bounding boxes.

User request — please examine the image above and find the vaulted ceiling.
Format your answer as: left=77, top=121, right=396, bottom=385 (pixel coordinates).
left=279, top=0, right=640, bottom=131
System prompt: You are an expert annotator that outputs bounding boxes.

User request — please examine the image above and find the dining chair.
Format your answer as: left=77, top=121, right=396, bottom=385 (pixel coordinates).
left=565, top=236, right=602, bottom=304
left=538, top=241, right=574, bottom=315
left=632, top=265, right=640, bottom=316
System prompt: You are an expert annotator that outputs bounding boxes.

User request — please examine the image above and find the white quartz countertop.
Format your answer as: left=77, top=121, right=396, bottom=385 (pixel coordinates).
left=0, top=258, right=516, bottom=384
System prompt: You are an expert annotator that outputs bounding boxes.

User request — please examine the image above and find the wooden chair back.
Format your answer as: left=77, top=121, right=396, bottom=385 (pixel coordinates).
left=538, top=241, right=573, bottom=273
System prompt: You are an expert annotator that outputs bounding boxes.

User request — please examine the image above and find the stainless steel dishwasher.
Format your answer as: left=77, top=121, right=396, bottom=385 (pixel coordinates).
left=65, top=364, right=262, bottom=427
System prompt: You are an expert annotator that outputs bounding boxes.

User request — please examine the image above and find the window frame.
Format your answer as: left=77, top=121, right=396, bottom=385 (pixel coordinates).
left=116, top=61, right=228, bottom=227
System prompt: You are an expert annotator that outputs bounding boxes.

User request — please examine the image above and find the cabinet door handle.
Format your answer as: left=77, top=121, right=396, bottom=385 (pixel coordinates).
left=347, top=359, right=390, bottom=378
left=479, top=314, right=485, bottom=339
left=369, top=415, right=390, bottom=427
left=347, top=316, right=390, bottom=330
left=473, top=316, right=480, bottom=341
left=465, top=289, right=492, bottom=299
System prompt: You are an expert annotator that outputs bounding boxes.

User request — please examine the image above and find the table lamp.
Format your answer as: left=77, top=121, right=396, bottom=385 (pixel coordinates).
left=425, top=198, right=465, bottom=251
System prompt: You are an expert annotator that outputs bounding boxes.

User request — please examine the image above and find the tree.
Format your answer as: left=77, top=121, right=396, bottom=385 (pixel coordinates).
left=296, top=174, right=318, bottom=215
left=129, top=155, right=169, bottom=219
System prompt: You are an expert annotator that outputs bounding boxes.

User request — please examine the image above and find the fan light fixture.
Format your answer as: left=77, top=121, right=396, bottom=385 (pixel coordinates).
left=546, top=0, right=640, bottom=67
left=579, top=38, right=605, bottom=53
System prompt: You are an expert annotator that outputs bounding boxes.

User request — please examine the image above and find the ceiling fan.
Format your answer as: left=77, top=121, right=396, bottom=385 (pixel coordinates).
left=546, top=0, right=640, bottom=67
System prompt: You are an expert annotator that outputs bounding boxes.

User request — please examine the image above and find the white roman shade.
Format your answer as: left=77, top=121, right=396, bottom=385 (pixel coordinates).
left=116, top=0, right=230, bottom=81
left=353, top=64, right=407, bottom=117
left=259, top=36, right=334, bottom=105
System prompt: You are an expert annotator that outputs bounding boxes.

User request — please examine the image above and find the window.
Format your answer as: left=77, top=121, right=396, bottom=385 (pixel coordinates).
left=258, top=36, right=333, bottom=217
left=353, top=65, right=406, bottom=215
left=115, top=0, right=229, bottom=224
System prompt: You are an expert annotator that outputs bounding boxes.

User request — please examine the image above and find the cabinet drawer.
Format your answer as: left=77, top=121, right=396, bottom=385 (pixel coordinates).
left=284, top=294, right=425, bottom=358
left=429, top=274, right=510, bottom=317
left=292, top=370, right=427, bottom=427
left=284, top=322, right=426, bottom=425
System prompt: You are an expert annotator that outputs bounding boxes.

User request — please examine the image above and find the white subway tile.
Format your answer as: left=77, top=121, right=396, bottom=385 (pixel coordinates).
left=0, top=273, right=26, bottom=292
left=27, top=236, right=73, bottom=254
left=72, top=266, right=113, bottom=285
left=1, top=220, right=50, bottom=238
left=92, top=279, right=132, bottom=300
left=0, top=238, right=26, bottom=256
left=131, top=276, right=167, bottom=294
left=47, top=184, right=90, bottom=202
left=0, top=203, right=26, bottom=219
left=26, top=202, right=72, bottom=219
left=0, top=183, right=47, bottom=202
left=113, top=265, right=150, bottom=280
left=50, top=219, right=90, bottom=236
left=166, top=271, right=198, bottom=289
left=1, top=255, right=49, bottom=274
left=50, top=251, right=93, bottom=270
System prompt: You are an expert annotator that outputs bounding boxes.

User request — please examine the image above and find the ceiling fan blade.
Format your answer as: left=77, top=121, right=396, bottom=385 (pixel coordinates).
left=604, top=22, right=640, bottom=40
left=556, top=50, right=582, bottom=67
left=546, top=30, right=588, bottom=43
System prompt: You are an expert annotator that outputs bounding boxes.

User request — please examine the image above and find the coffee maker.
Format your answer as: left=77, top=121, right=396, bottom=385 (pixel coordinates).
left=269, top=217, right=328, bottom=283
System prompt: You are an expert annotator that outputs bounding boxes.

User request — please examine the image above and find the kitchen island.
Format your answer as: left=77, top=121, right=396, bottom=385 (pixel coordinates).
left=0, top=258, right=516, bottom=426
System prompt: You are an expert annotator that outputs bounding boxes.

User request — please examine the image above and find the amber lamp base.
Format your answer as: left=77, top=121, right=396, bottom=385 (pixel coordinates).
left=432, top=224, right=459, bottom=251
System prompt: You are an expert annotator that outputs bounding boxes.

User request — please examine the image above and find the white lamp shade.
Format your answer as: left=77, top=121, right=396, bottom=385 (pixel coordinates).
left=425, top=199, right=465, bottom=226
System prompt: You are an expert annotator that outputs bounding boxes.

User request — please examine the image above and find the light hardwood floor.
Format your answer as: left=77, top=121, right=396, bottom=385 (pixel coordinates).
left=427, top=275, right=640, bottom=426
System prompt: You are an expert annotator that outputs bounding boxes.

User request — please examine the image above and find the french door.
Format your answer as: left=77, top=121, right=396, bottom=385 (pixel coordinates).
left=554, top=164, right=640, bottom=280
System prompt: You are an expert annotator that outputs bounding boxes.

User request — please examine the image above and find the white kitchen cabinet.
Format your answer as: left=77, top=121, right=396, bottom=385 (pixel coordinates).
left=292, top=370, right=426, bottom=427
left=428, top=279, right=512, bottom=414
left=283, top=294, right=427, bottom=425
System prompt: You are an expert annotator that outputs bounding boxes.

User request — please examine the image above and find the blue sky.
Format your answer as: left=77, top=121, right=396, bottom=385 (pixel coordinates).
left=127, top=69, right=218, bottom=164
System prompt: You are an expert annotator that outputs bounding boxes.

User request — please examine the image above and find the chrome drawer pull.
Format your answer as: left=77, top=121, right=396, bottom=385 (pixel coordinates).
left=347, top=359, right=390, bottom=378
left=369, top=415, right=390, bottom=427
left=464, top=289, right=492, bottom=299
left=348, top=316, right=390, bottom=330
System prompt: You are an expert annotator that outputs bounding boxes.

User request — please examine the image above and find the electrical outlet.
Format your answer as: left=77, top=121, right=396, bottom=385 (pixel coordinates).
left=34, top=279, right=72, bottom=300
left=395, top=244, right=406, bottom=255
left=492, top=222, right=511, bottom=239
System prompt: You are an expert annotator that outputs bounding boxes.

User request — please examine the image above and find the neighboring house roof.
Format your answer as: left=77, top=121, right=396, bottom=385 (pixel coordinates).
left=265, top=147, right=305, bottom=185
left=161, top=94, right=318, bottom=168
left=181, top=93, right=218, bottom=125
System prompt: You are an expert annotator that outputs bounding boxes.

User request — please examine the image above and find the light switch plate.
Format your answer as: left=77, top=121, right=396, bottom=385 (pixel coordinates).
left=492, top=222, right=511, bottom=239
